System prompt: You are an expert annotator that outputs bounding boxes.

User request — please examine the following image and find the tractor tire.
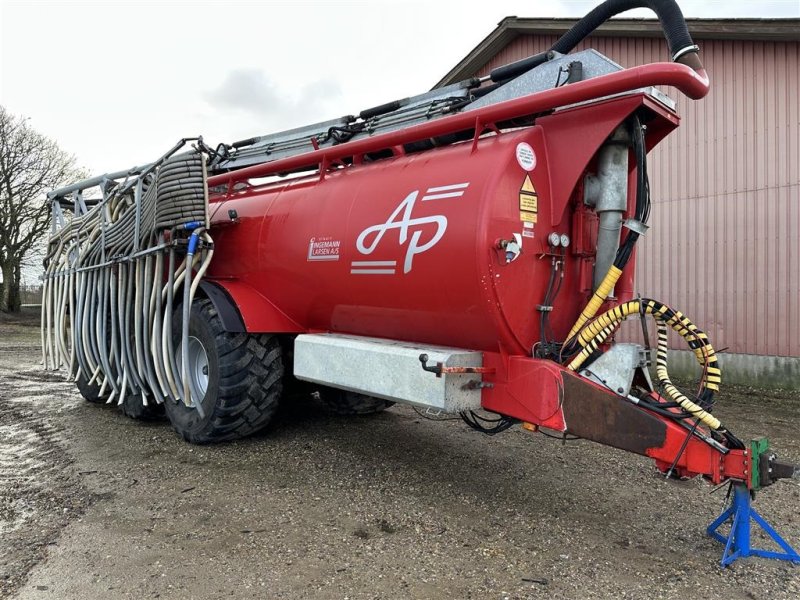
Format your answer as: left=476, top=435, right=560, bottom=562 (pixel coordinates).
left=76, top=370, right=106, bottom=404
left=164, top=299, right=283, bottom=444
left=121, top=394, right=165, bottom=421
left=317, top=388, right=393, bottom=416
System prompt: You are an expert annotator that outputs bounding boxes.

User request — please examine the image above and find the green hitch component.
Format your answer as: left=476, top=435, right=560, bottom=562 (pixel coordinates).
left=750, top=437, right=799, bottom=491
left=750, top=438, right=769, bottom=491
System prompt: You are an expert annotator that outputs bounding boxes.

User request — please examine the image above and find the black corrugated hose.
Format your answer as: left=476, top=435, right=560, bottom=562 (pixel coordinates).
left=550, top=0, right=698, bottom=64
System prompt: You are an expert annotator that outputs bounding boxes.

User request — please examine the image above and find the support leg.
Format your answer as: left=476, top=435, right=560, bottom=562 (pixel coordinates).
left=707, top=483, right=800, bottom=567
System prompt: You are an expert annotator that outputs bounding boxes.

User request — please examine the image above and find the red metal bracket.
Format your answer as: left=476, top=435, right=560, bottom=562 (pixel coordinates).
left=471, top=117, right=500, bottom=153
left=480, top=353, right=751, bottom=486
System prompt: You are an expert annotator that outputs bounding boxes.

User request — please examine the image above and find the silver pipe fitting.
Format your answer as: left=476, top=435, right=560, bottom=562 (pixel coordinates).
left=584, top=125, right=630, bottom=291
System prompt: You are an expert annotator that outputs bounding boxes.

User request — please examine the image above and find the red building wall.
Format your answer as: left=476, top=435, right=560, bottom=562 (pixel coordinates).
left=476, top=34, right=800, bottom=356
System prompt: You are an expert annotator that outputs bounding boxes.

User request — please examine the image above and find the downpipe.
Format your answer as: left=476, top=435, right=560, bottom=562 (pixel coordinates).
left=584, top=125, right=629, bottom=291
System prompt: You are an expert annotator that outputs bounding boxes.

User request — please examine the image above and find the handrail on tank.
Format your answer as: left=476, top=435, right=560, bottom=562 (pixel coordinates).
left=207, top=62, right=709, bottom=191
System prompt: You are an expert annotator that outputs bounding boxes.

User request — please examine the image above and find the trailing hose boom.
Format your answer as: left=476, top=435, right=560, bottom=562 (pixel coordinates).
left=42, top=0, right=798, bottom=567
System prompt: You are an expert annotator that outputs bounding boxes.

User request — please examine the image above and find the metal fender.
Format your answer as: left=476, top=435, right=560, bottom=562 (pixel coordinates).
left=200, top=279, right=303, bottom=334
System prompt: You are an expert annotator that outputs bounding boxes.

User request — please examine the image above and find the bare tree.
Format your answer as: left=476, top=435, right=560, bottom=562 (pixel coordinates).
left=0, top=106, right=84, bottom=312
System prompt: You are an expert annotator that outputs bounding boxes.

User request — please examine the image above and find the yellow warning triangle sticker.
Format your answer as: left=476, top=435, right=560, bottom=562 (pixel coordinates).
left=521, top=175, right=536, bottom=194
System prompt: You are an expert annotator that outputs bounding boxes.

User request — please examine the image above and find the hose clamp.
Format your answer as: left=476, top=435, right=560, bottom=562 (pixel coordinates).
left=187, top=231, right=201, bottom=256
left=623, top=218, right=649, bottom=235
left=672, top=44, right=700, bottom=62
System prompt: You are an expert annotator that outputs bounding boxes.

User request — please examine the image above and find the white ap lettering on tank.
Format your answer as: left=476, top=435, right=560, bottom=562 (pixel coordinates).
left=352, top=183, right=469, bottom=275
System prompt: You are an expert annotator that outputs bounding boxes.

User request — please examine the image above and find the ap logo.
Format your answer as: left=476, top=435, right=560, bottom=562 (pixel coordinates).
left=352, top=183, right=469, bottom=275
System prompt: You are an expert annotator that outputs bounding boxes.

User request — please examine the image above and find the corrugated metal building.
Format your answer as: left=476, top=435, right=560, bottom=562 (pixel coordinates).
left=438, top=18, right=800, bottom=387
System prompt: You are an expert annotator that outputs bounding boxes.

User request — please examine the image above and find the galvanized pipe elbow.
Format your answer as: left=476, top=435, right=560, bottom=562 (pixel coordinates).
left=584, top=127, right=630, bottom=291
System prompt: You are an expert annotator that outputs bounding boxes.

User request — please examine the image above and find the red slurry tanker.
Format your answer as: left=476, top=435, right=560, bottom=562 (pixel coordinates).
left=43, top=0, right=798, bottom=567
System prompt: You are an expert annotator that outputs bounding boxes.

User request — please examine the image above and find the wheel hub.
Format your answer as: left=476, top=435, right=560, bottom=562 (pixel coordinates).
left=185, top=336, right=209, bottom=407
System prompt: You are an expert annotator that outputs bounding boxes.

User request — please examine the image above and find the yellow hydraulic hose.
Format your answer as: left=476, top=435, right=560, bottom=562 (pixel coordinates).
left=566, top=298, right=723, bottom=432
left=653, top=320, right=719, bottom=429
left=565, top=265, right=623, bottom=342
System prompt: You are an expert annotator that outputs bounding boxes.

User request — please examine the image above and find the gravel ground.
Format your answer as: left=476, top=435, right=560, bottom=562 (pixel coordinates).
left=1, top=310, right=798, bottom=599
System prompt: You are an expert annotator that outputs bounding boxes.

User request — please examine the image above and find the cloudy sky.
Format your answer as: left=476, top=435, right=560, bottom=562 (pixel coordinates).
left=1, top=0, right=798, bottom=178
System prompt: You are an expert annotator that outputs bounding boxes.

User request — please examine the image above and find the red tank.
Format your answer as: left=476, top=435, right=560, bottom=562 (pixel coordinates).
left=206, top=92, right=678, bottom=355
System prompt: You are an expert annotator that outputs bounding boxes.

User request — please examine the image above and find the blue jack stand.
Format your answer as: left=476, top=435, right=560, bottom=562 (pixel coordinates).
left=707, top=483, right=800, bottom=567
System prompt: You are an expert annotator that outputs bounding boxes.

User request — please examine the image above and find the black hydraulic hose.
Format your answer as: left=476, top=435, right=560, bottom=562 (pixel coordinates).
left=360, top=99, right=407, bottom=121
left=550, top=0, right=701, bottom=69
left=612, top=115, right=648, bottom=271
left=488, top=1, right=703, bottom=86
left=489, top=51, right=555, bottom=83
left=631, top=116, right=648, bottom=221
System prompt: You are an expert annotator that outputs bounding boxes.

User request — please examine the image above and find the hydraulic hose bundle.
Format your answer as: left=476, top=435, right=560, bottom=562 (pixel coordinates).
left=564, top=298, right=742, bottom=448
left=554, top=104, right=740, bottom=450
left=41, top=142, right=212, bottom=412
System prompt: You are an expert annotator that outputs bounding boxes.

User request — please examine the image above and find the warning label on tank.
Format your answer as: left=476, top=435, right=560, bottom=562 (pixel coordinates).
left=515, top=142, right=537, bottom=172
left=307, top=237, right=341, bottom=261
left=519, top=175, right=538, bottom=224
left=520, top=196, right=537, bottom=212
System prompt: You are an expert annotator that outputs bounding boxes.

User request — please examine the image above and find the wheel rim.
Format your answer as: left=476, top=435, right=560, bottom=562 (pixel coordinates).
left=185, top=336, right=209, bottom=406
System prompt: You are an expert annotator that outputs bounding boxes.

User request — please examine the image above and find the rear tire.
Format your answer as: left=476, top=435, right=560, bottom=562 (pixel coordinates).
left=121, top=394, right=165, bottom=421
left=164, top=299, right=283, bottom=444
left=76, top=370, right=106, bottom=404
left=317, top=388, right=393, bottom=415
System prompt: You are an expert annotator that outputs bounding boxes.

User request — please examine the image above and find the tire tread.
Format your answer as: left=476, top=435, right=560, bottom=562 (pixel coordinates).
left=168, top=299, right=283, bottom=444
left=317, top=388, right=393, bottom=416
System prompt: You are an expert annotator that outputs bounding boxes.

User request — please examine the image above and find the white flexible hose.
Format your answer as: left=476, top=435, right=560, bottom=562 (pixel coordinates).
left=43, top=149, right=211, bottom=413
